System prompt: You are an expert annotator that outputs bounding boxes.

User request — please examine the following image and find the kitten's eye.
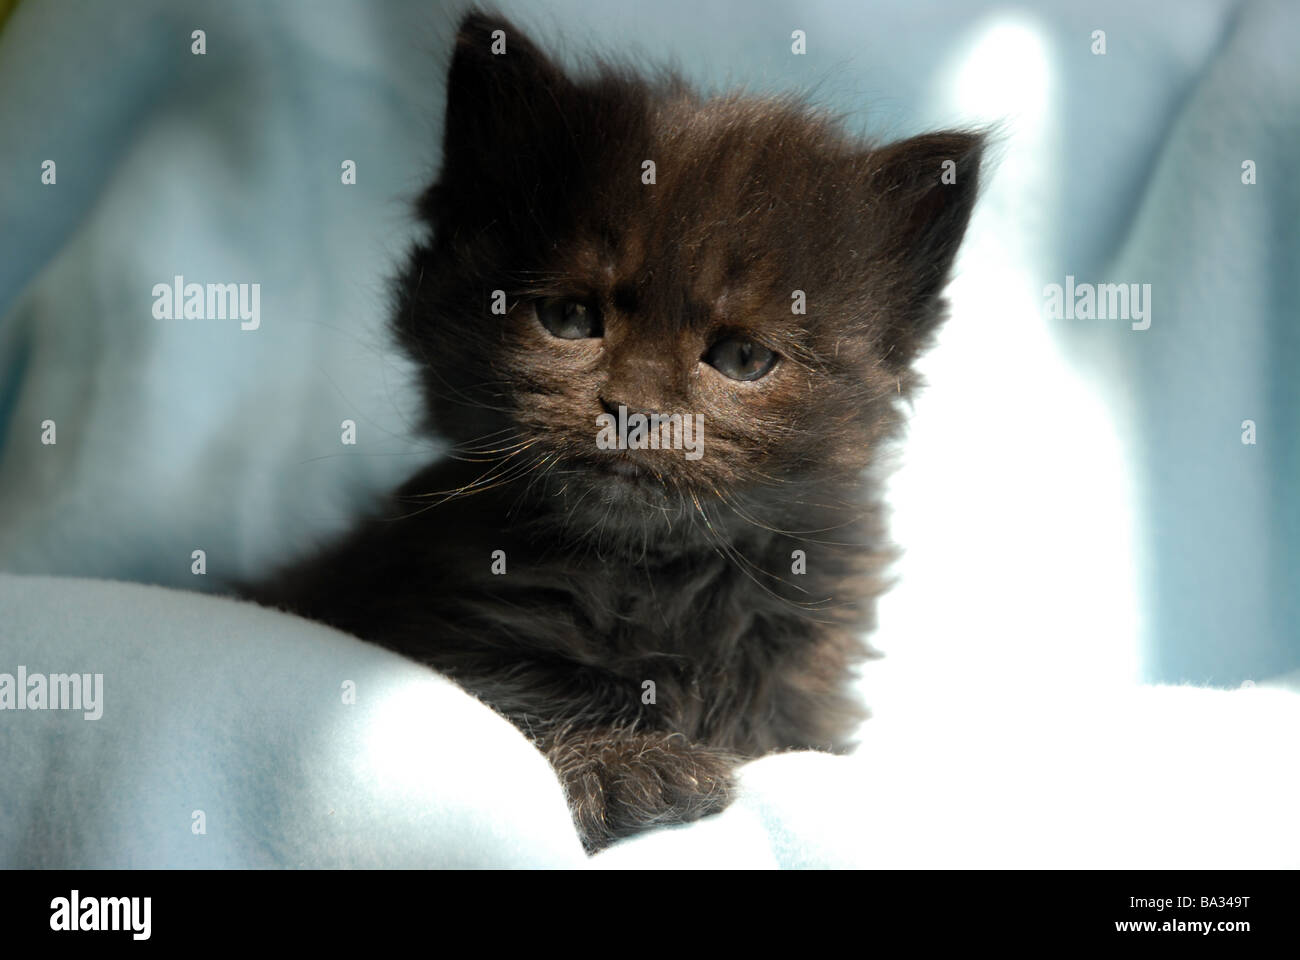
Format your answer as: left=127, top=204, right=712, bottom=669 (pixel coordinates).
left=535, top=298, right=602, bottom=339
left=703, top=336, right=778, bottom=381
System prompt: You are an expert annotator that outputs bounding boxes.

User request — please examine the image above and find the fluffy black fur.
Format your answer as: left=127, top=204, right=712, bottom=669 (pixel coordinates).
left=245, top=11, right=984, bottom=852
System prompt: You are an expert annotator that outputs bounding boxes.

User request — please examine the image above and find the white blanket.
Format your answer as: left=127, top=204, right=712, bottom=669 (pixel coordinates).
left=3, top=574, right=1297, bottom=868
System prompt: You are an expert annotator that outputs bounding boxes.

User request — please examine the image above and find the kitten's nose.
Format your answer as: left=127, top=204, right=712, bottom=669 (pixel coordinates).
left=602, top=351, right=674, bottom=418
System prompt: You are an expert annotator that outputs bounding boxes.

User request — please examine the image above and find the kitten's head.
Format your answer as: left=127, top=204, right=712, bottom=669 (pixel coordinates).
left=397, top=12, right=983, bottom=543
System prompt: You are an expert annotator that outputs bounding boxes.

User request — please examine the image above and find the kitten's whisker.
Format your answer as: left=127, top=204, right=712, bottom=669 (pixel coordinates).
left=716, top=488, right=876, bottom=544
left=686, top=491, right=839, bottom=619
left=445, top=426, right=528, bottom=449
left=441, top=436, right=536, bottom=460
left=293, top=447, right=442, bottom=466
left=396, top=442, right=545, bottom=513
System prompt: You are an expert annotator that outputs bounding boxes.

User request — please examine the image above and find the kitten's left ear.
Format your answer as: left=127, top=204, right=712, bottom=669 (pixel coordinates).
left=866, top=131, right=985, bottom=360
left=423, top=13, right=571, bottom=218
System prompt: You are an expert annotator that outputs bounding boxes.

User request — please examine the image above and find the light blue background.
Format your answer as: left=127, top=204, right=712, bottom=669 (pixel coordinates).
left=1, top=0, right=1296, bottom=685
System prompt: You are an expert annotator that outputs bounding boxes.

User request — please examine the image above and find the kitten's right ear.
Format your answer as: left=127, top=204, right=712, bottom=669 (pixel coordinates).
left=424, top=12, right=569, bottom=216
left=861, top=131, right=985, bottom=368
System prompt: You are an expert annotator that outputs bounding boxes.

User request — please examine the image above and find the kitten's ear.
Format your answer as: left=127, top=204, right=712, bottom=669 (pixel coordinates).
left=866, top=131, right=984, bottom=362
left=427, top=13, right=569, bottom=212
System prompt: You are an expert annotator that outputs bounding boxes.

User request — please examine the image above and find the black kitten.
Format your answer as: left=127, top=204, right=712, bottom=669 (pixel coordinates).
left=246, top=11, right=983, bottom=852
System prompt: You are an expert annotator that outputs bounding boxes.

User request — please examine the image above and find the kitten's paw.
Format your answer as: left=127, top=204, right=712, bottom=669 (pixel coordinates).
left=544, top=727, right=737, bottom=853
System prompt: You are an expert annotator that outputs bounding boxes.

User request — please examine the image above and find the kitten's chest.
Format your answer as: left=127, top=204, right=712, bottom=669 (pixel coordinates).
left=477, top=544, right=813, bottom=669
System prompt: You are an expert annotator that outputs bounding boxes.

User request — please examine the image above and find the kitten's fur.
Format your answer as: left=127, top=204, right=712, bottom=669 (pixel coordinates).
left=246, top=12, right=983, bottom=852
